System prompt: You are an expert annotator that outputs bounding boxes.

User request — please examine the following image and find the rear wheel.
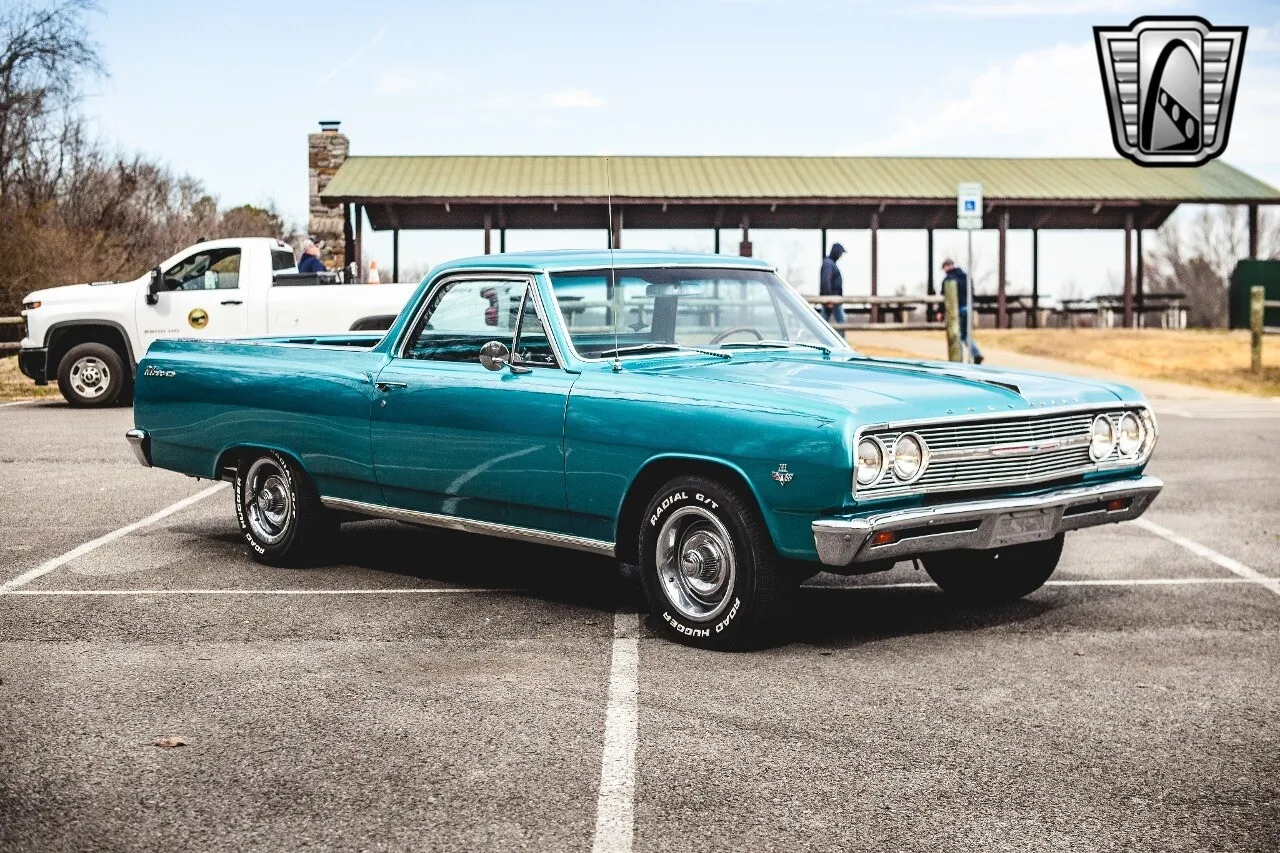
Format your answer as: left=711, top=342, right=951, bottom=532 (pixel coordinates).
left=638, top=476, right=797, bottom=649
left=233, top=450, right=334, bottom=567
left=923, top=534, right=1064, bottom=603
left=57, top=342, right=128, bottom=407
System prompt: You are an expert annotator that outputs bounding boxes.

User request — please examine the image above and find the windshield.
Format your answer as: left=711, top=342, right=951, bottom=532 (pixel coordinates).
left=548, top=267, right=847, bottom=359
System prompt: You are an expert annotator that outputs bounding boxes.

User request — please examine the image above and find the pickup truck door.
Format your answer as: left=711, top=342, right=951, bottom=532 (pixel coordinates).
left=137, top=245, right=250, bottom=353
left=369, top=275, right=577, bottom=534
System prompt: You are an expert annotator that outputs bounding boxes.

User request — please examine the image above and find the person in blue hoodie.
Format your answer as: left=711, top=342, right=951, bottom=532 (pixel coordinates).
left=819, top=243, right=846, bottom=324
left=298, top=239, right=327, bottom=273
left=941, top=258, right=983, bottom=364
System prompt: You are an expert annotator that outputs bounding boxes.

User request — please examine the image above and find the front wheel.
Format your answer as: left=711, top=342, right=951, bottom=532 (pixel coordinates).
left=923, top=534, right=1064, bottom=604
left=638, top=476, right=797, bottom=649
left=57, top=343, right=129, bottom=407
left=233, top=450, right=334, bottom=567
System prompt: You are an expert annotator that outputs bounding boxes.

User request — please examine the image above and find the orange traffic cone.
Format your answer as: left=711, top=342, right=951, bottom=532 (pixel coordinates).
left=367, top=261, right=380, bottom=284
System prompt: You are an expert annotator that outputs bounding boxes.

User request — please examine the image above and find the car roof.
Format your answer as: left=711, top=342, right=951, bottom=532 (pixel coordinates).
left=430, top=249, right=775, bottom=276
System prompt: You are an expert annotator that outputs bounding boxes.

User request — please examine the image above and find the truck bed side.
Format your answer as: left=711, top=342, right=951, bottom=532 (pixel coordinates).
left=133, top=338, right=390, bottom=504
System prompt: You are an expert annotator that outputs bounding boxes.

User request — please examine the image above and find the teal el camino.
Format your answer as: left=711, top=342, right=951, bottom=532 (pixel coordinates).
left=127, top=250, right=1162, bottom=648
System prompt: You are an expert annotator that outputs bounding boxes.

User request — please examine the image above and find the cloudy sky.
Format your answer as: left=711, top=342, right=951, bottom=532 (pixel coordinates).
left=84, top=0, right=1280, bottom=297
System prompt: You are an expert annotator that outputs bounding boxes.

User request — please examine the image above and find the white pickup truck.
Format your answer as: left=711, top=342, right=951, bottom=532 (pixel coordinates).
left=18, top=237, right=416, bottom=406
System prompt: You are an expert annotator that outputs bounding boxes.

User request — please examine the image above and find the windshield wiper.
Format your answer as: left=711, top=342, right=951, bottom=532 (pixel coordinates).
left=720, top=339, right=832, bottom=356
left=594, top=343, right=732, bottom=360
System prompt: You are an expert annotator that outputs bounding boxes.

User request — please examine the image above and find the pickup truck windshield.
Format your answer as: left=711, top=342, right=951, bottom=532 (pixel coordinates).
left=548, top=267, right=846, bottom=359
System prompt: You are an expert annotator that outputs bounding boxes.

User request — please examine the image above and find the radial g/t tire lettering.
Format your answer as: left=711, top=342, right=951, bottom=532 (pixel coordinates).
left=639, top=475, right=797, bottom=649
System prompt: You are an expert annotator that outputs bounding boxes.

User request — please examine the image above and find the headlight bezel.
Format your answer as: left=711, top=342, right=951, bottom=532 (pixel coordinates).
left=855, top=435, right=888, bottom=487
left=890, top=432, right=929, bottom=484
left=1116, top=411, right=1144, bottom=457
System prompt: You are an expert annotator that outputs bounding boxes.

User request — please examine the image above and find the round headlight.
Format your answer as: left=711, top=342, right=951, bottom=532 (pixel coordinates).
left=1089, top=415, right=1116, bottom=461
left=856, top=437, right=886, bottom=486
left=1116, top=411, right=1144, bottom=456
left=891, top=433, right=927, bottom=482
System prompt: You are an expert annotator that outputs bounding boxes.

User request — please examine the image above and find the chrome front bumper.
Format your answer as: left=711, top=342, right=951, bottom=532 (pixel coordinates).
left=812, top=475, right=1163, bottom=567
left=125, top=429, right=152, bottom=467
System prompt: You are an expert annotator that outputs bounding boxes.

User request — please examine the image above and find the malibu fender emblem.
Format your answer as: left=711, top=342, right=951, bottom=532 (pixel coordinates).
left=143, top=366, right=175, bottom=378
left=772, top=464, right=794, bottom=486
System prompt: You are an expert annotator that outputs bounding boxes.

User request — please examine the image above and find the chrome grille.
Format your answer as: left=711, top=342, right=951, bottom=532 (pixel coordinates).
left=857, top=408, right=1145, bottom=500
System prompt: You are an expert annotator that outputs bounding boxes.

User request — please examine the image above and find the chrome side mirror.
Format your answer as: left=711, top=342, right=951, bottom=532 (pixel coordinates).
left=479, top=340, right=510, bottom=371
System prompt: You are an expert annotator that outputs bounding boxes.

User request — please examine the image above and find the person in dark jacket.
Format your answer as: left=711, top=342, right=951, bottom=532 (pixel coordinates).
left=941, top=258, right=983, bottom=364
left=819, top=243, right=846, bottom=324
left=298, top=239, right=327, bottom=273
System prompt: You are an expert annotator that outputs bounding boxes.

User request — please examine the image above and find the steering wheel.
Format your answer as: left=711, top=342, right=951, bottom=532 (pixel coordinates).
left=709, top=326, right=764, bottom=344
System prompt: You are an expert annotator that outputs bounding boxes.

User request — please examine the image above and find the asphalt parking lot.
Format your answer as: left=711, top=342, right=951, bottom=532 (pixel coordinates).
left=1, top=399, right=1277, bottom=853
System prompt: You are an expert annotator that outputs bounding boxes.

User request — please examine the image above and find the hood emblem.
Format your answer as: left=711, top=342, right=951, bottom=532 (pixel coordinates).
left=772, top=464, right=794, bottom=486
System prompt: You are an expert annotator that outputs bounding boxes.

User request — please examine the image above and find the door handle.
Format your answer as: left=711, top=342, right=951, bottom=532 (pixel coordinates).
left=220, top=299, right=243, bottom=305
left=375, top=381, right=408, bottom=392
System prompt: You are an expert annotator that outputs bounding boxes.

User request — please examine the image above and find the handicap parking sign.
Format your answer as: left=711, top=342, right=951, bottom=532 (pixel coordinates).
left=963, top=199, right=976, bottom=212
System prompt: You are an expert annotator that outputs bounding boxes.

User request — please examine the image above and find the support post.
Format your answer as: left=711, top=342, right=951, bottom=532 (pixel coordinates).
left=1251, top=286, right=1265, bottom=374
left=870, top=213, right=879, bottom=324
left=354, top=203, right=363, bottom=277
left=739, top=215, right=752, bottom=257
left=926, top=228, right=935, bottom=322
left=392, top=229, right=400, bottom=283
left=1123, top=212, right=1134, bottom=328
left=944, top=279, right=962, bottom=362
left=997, top=211, right=1008, bottom=329
left=1248, top=203, right=1259, bottom=260
left=342, top=202, right=354, bottom=272
left=1136, top=226, right=1144, bottom=324
left=714, top=229, right=720, bottom=254
left=821, top=228, right=828, bottom=257
left=484, top=213, right=492, bottom=255
left=611, top=206, right=623, bottom=250
left=1031, top=228, right=1039, bottom=329
left=500, top=228, right=506, bottom=253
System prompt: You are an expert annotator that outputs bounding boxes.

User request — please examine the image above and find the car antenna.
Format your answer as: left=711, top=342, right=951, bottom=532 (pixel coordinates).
left=607, top=156, right=621, bottom=372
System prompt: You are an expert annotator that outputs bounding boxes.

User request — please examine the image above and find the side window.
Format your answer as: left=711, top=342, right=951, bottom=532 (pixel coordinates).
left=271, top=250, right=297, bottom=272
left=405, top=279, right=526, bottom=362
left=163, top=248, right=241, bottom=291
left=513, top=288, right=558, bottom=367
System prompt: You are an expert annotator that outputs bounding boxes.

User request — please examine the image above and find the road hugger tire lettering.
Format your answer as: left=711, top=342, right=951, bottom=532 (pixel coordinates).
left=232, top=450, right=334, bottom=568
left=639, top=476, right=797, bottom=650
left=923, top=534, right=1064, bottom=603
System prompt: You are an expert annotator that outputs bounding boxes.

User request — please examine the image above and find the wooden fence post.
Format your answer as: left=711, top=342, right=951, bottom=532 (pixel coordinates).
left=945, top=280, right=962, bottom=362
left=1251, top=286, right=1264, bottom=375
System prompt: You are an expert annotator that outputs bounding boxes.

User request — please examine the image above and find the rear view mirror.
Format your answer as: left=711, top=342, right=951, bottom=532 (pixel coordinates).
left=479, top=340, right=510, bottom=371
left=147, top=267, right=162, bottom=305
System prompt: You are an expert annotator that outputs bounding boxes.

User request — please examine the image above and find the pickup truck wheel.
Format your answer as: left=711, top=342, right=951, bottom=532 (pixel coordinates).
left=923, top=534, right=1064, bottom=604
left=57, top=343, right=127, bottom=407
left=638, top=476, right=796, bottom=649
left=233, top=451, right=332, bottom=567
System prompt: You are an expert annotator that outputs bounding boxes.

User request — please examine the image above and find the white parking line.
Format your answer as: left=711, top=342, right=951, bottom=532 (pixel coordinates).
left=4, top=587, right=517, bottom=596
left=0, top=483, right=227, bottom=593
left=1131, top=518, right=1280, bottom=596
left=591, top=612, right=639, bottom=853
left=821, top=577, right=1260, bottom=590
left=0, top=400, right=37, bottom=408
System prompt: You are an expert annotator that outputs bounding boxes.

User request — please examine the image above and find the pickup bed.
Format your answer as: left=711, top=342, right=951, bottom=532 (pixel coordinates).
left=19, top=237, right=415, bottom=406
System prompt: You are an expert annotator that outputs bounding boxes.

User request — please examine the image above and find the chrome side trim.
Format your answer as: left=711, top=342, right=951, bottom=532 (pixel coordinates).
left=124, top=429, right=152, bottom=467
left=319, top=496, right=616, bottom=557
left=814, top=475, right=1163, bottom=566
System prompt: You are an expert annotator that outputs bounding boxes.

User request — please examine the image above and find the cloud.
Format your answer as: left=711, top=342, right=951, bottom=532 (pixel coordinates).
left=374, top=69, right=451, bottom=96
left=542, top=88, right=605, bottom=109
left=317, top=27, right=386, bottom=86
left=856, top=41, right=1114, bottom=156
left=925, top=0, right=1182, bottom=16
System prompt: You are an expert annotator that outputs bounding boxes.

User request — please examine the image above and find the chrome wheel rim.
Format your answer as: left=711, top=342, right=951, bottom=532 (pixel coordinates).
left=656, top=506, right=736, bottom=622
left=243, top=458, right=293, bottom=545
left=69, top=356, right=110, bottom=399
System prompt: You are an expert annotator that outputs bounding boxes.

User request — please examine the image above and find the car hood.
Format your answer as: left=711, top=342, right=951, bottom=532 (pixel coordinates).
left=24, top=278, right=139, bottom=305
left=641, top=353, right=1139, bottom=419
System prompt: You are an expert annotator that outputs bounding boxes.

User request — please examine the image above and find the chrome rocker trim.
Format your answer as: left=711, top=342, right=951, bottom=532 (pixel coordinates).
left=319, top=496, right=616, bottom=557
left=812, top=475, right=1163, bottom=567
left=124, top=429, right=152, bottom=467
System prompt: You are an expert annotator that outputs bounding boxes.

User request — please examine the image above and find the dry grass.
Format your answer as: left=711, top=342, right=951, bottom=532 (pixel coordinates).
left=980, top=329, right=1280, bottom=397
left=0, top=355, right=57, bottom=401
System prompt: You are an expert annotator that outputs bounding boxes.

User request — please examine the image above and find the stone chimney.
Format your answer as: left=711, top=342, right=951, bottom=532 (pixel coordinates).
left=308, top=120, right=348, bottom=269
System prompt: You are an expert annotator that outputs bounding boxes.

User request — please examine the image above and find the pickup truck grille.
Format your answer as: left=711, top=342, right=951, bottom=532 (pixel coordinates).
left=857, top=408, right=1142, bottom=500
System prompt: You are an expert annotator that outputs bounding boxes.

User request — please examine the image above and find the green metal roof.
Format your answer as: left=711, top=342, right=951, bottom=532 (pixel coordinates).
left=322, top=155, right=1280, bottom=203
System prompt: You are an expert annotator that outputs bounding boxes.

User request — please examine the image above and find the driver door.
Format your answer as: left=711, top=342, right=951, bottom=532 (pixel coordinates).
left=137, top=246, right=250, bottom=353
left=370, top=275, right=578, bottom=534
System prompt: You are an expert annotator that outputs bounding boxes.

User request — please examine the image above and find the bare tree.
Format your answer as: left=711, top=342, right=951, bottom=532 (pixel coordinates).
left=1141, top=206, right=1248, bottom=329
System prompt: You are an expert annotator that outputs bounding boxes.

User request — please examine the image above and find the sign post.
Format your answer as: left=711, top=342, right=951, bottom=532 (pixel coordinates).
left=956, top=183, right=983, bottom=363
